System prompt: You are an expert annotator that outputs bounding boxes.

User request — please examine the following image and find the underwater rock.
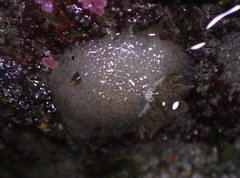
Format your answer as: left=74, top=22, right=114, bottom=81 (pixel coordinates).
left=218, top=32, right=240, bottom=90
left=49, top=34, right=191, bottom=138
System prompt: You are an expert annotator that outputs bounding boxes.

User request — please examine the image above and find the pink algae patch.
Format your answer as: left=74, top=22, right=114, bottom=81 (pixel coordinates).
left=78, top=0, right=107, bottom=16
left=34, top=0, right=53, bottom=13
left=42, top=53, right=57, bottom=69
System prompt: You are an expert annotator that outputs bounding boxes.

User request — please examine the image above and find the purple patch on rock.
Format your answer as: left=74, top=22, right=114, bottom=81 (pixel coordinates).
left=34, top=0, right=53, bottom=13
left=42, top=52, right=57, bottom=69
left=78, top=0, right=107, bottom=16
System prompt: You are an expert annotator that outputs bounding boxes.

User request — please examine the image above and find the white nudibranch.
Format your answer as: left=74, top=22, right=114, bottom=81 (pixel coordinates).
left=49, top=34, right=189, bottom=137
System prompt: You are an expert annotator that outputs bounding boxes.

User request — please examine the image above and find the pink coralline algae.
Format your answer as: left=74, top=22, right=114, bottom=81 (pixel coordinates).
left=42, top=53, right=57, bottom=69
left=35, top=0, right=53, bottom=13
left=78, top=0, right=107, bottom=16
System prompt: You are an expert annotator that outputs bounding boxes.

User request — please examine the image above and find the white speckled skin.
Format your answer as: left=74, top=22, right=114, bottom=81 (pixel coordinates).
left=49, top=35, right=188, bottom=137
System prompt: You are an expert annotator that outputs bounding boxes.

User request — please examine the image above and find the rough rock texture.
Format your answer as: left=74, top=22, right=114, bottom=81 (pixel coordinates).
left=218, top=32, right=240, bottom=85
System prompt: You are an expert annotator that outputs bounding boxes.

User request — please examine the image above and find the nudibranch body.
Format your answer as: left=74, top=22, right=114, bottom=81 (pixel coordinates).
left=49, top=34, right=189, bottom=137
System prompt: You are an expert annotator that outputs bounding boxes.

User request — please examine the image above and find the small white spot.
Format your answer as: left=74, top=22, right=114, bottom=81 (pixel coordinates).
left=89, top=50, right=98, bottom=54
left=106, top=69, right=114, bottom=73
left=128, top=79, right=135, bottom=86
left=100, top=80, right=106, bottom=84
left=162, top=102, right=166, bottom=106
left=128, top=44, right=134, bottom=49
left=109, top=61, right=114, bottom=66
left=190, top=42, right=206, bottom=50
left=142, top=84, right=148, bottom=88
left=172, top=101, right=179, bottom=110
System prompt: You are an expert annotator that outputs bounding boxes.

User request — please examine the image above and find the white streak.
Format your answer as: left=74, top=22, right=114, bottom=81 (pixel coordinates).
left=206, top=5, right=240, bottom=30
left=190, top=42, right=206, bottom=50
left=148, top=33, right=156, bottom=37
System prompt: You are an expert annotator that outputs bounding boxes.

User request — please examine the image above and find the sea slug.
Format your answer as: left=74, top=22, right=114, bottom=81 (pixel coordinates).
left=49, top=34, right=189, bottom=138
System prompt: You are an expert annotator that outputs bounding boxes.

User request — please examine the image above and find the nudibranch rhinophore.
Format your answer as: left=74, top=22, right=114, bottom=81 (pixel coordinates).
left=49, top=34, right=190, bottom=138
